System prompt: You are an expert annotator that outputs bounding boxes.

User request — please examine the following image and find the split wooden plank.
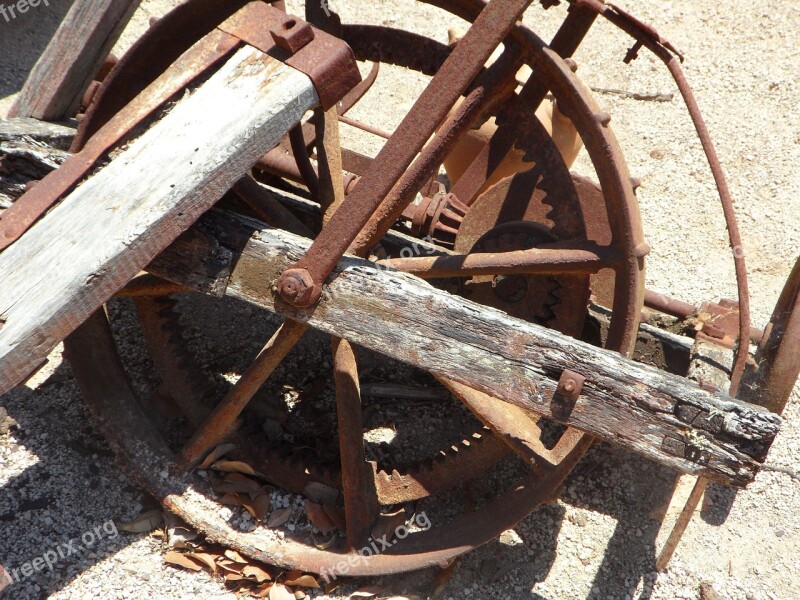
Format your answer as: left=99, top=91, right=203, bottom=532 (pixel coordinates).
left=146, top=209, right=781, bottom=487
left=10, top=0, right=141, bottom=120
left=0, top=118, right=76, bottom=150
left=0, top=45, right=319, bottom=393
left=1, top=128, right=71, bottom=207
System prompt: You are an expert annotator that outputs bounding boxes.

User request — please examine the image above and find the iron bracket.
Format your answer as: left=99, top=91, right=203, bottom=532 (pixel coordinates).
left=217, top=1, right=362, bottom=110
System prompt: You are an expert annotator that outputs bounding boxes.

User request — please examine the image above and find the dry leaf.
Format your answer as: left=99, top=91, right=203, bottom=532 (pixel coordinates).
left=324, top=580, right=341, bottom=594
left=294, top=591, right=306, bottom=599
left=0, top=564, right=11, bottom=594
left=242, top=494, right=271, bottom=521
left=303, top=482, right=339, bottom=505
left=0, top=408, right=18, bottom=435
left=305, top=500, right=336, bottom=535
left=269, top=583, right=295, bottom=600
left=167, top=526, right=199, bottom=550
left=224, top=549, right=248, bottom=564
left=212, top=460, right=256, bottom=476
left=348, top=586, right=382, bottom=599
left=198, top=442, right=238, bottom=469
left=242, top=564, right=272, bottom=583
left=266, top=507, right=292, bottom=528
left=117, top=509, right=164, bottom=533
left=219, top=493, right=243, bottom=507
left=284, top=573, right=319, bottom=588
left=370, top=508, right=407, bottom=543
left=254, top=582, right=273, bottom=598
left=187, top=552, right=218, bottom=573
left=217, top=559, right=246, bottom=574
left=164, top=551, right=204, bottom=571
left=323, top=504, right=346, bottom=531
left=215, top=472, right=262, bottom=495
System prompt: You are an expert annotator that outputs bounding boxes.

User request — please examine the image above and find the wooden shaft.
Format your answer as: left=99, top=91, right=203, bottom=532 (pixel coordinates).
left=146, top=209, right=782, bottom=488
left=10, top=0, right=141, bottom=120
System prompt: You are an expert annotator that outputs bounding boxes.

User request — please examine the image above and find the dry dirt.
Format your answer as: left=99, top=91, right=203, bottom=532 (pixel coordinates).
left=1, top=1, right=799, bottom=599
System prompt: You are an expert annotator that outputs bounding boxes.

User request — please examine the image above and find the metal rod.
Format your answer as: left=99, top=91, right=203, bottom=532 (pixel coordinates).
left=332, top=337, right=379, bottom=549
left=665, top=58, right=750, bottom=395
left=338, top=114, right=392, bottom=140
left=114, top=274, right=188, bottom=297
left=656, top=477, right=708, bottom=569
left=350, top=49, right=523, bottom=256
left=289, top=124, right=320, bottom=200
left=277, top=0, right=536, bottom=307
left=177, top=319, right=309, bottom=468
left=378, top=244, right=620, bottom=278
left=316, top=106, right=347, bottom=225
left=233, top=175, right=312, bottom=238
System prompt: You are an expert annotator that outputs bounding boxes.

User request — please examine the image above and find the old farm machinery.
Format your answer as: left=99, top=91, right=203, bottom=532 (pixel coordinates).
left=0, top=0, right=798, bottom=580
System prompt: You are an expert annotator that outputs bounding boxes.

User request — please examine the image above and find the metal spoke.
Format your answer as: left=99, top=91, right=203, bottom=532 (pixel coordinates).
left=378, top=242, right=622, bottom=279
left=177, top=319, right=308, bottom=468
left=332, top=337, right=379, bottom=550
left=114, top=273, right=188, bottom=298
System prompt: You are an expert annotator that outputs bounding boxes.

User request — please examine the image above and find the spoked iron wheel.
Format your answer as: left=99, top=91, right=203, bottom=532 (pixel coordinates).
left=64, top=0, right=646, bottom=576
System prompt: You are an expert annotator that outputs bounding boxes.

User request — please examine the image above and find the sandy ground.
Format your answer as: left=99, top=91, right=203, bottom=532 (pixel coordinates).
left=1, top=0, right=799, bottom=599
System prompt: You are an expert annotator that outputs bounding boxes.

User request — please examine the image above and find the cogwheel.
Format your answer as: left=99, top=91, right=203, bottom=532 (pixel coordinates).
left=454, top=106, right=592, bottom=338
left=135, top=297, right=510, bottom=505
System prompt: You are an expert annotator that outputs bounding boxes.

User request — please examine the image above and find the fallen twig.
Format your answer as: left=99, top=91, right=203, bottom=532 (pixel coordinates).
left=591, top=87, right=674, bottom=102
left=760, top=463, right=800, bottom=482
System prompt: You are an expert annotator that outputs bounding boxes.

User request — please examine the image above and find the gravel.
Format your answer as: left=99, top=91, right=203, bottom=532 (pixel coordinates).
left=1, top=1, right=798, bottom=599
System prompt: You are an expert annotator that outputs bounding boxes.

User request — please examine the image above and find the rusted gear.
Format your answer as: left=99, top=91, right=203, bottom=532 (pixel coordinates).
left=132, top=287, right=511, bottom=504
left=461, top=221, right=564, bottom=326
left=134, top=290, right=509, bottom=505
left=453, top=118, right=591, bottom=337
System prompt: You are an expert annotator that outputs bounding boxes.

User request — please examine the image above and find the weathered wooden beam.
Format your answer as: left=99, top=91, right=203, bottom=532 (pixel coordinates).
left=0, top=46, right=319, bottom=392
left=146, top=209, right=780, bottom=487
left=0, top=118, right=76, bottom=150
left=9, top=0, right=141, bottom=121
left=1, top=120, right=73, bottom=207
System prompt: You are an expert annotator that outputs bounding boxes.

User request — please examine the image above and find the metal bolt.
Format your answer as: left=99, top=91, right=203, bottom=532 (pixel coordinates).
left=277, top=268, right=319, bottom=307
left=563, top=378, right=577, bottom=393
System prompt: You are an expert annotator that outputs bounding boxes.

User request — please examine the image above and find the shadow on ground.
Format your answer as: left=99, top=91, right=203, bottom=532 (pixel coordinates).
left=0, top=0, right=74, bottom=102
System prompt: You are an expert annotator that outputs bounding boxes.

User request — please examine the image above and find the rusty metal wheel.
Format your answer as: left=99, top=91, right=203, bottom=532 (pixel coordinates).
left=64, top=0, right=646, bottom=576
